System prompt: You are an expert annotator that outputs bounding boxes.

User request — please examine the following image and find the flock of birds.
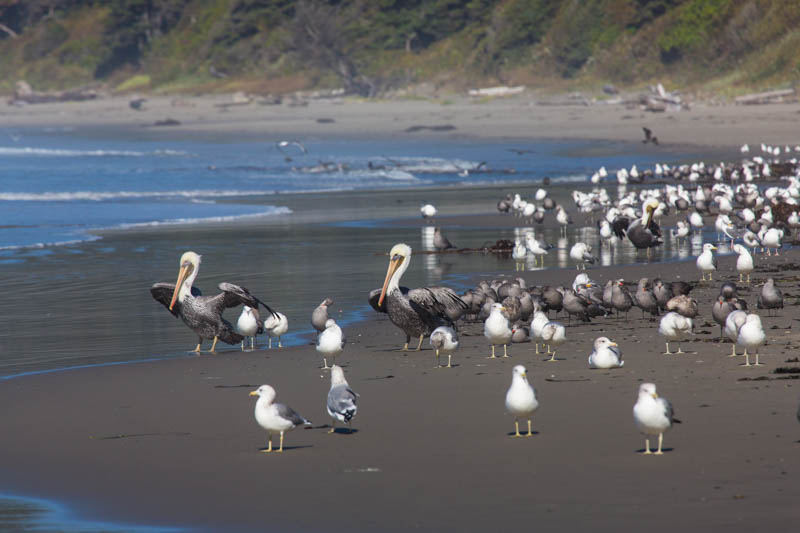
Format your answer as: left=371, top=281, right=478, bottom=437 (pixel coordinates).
left=151, top=142, right=800, bottom=454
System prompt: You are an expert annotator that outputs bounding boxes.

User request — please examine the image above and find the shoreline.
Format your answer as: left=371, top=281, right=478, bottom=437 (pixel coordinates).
left=2, top=246, right=799, bottom=532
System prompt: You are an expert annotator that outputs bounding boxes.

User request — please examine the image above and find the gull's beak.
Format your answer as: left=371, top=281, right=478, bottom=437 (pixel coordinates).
left=609, top=342, right=618, bottom=347
left=585, top=282, right=592, bottom=288
left=499, top=306, right=507, bottom=311
left=249, top=391, right=259, bottom=397
left=169, top=263, right=192, bottom=311
left=651, top=392, right=658, bottom=399
left=521, top=371, right=527, bottom=378
left=711, top=245, right=718, bottom=250
left=378, top=254, right=404, bottom=307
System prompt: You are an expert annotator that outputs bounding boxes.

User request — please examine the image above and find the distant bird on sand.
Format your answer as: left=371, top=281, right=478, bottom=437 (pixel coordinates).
left=327, top=365, right=359, bottom=434
left=420, top=204, right=437, bottom=223
left=429, top=326, right=458, bottom=368
left=633, top=383, right=680, bottom=455
left=317, top=318, right=345, bottom=369
left=250, top=384, right=311, bottom=453
left=505, top=365, right=539, bottom=438
left=263, top=311, right=288, bottom=348
left=312, top=298, right=334, bottom=332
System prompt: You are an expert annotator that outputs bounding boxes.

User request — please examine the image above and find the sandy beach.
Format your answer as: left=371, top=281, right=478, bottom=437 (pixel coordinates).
left=1, top=240, right=799, bottom=532
left=2, top=92, right=799, bottom=152
left=2, top=94, right=800, bottom=531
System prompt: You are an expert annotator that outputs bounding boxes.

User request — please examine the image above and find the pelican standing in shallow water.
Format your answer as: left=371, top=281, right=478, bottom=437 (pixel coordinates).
left=378, top=243, right=467, bottom=351
left=151, top=251, right=274, bottom=353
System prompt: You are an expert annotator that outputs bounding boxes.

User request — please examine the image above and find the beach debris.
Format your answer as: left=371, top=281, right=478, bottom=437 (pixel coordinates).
left=404, top=124, right=456, bottom=132
left=468, top=85, right=525, bottom=98
left=327, top=365, right=359, bottom=433
left=633, top=383, right=681, bottom=455
left=735, top=88, right=796, bottom=105
left=129, top=97, right=146, bottom=110
left=317, top=318, right=345, bottom=369
left=89, top=432, right=191, bottom=440
left=505, top=365, right=539, bottom=437
left=250, top=385, right=312, bottom=453
left=10, top=80, right=99, bottom=105
left=153, top=118, right=181, bottom=126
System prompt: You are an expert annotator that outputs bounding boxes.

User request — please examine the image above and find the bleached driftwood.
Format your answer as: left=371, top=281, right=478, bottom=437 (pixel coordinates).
left=468, top=85, right=525, bottom=97
left=735, top=89, right=796, bottom=105
left=10, top=81, right=98, bottom=104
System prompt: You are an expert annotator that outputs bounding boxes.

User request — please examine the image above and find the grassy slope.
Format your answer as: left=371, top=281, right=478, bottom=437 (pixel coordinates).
left=0, top=0, right=798, bottom=96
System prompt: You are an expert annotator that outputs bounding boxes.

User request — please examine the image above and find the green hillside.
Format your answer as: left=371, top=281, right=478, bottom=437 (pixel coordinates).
left=1, top=0, right=799, bottom=96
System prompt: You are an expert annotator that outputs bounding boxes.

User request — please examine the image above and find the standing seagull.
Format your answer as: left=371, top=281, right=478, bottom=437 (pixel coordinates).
left=696, top=243, right=718, bottom=281
left=659, top=312, right=693, bottom=354
left=757, top=278, right=783, bottom=316
left=540, top=321, right=566, bottom=362
left=737, top=314, right=766, bottom=367
left=505, top=365, right=539, bottom=438
left=150, top=251, right=274, bottom=353
left=433, top=227, right=455, bottom=251
left=235, top=305, right=262, bottom=351
left=569, top=242, right=596, bottom=270
left=326, top=365, right=359, bottom=434
left=429, top=326, right=459, bottom=368
left=732, top=244, right=754, bottom=283
left=420, top=204, right=437, bottom=223
left=633, top=383, right=681, bottom=455
left=263, top=311, right=288, bottom=348
left=317, top=318, right=345, bottom=369
left=250, top=384, right=311, bottom=453
left=377, top=243, right=467, bottom=351
left=485, top=303, right=513, bottom=358
left=311, top=298, right=334, bottom=332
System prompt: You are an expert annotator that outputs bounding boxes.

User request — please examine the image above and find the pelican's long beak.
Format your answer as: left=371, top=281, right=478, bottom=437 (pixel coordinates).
left=644, top=206, right=654, bottom=228
left=169, top=264, right=192, bottom=311
left=249, top=390, right=259, bottom=397
left=378, top=255, right=404, bottom=307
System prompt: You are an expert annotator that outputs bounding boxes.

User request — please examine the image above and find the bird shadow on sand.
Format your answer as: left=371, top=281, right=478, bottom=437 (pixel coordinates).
left=635, top=447, right=675, bottom=454
left=325, top=427, right=359, bottom=435
left=506, top=431, right=540, bottom=437
left=257, top=444, right=314, bottom=452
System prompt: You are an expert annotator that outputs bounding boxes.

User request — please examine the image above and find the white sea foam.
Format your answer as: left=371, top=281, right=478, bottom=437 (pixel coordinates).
left=0, top=235, right=102, bottom=251
left=109, top=208, right=293, bottom=230
left=0, top=190, right=274, bottom=202
left=0, top=147, right=189, bottom=157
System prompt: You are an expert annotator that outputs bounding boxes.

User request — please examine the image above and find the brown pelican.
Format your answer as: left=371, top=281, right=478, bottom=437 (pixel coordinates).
left=151, top=251, right=274, bottom=353
left=613, top=199, right=662, bottom=255
left=378, top=243, right=467, bottom=351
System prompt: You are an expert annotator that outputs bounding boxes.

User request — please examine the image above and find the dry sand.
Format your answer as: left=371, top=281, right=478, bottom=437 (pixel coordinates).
left=3, top=93, right=800, bottom=150
left=1, top=242, right=799, bottom=532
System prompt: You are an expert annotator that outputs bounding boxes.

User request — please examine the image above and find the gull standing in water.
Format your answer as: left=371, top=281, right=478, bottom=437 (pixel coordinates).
left=569, top=242, right=596, bottom=270
left=263, top=311, right=288, bottom=348
left=317, top=318, right=345, bottom=369
left=327, top=365, right=359, bottom=434
left=420, top=204, right=437, bottom=223
left=429, top=326, right=459, bottom=368
left=150, top=251, right=275, bottom=353
left=696, top=243, right=718, bottom=281
left=377, top=243, right=467, bottom=351
left=235, top=305, right=262, bottom=350
left=633, top=383, right=681, bottom=455
left=505, top=365, right=539, bottom=438
left=485, top=303, right=512, bottom=358
left=512, top=239, right=527, bottom=271
left=250, top=385, right=311, bottom=453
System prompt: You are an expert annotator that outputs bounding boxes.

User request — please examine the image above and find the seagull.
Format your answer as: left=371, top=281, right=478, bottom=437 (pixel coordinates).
left=732, top=244, right=754, bottom=283
left=659, top=311, right=693, bottom=354
left=724, top=309, right=747, bottom=357
left=569, top=242, right=596, bottom=270
left=737, top=313, right=766, bottom=367
left=429, top=325, right=458, bottom=368
left=235, top=305, right=262, bottom=350
left=556, top=206, right=572, bottom=237
left=696, top=243, right=718, bottom=281
left=512, top=239, right=527, bottom=271
left=263, top=311, right=288, bottom=348
left=588, top=337, right=623, bottom=368
left=420, top=204, right=437, bottom=223
left=275, top=140, right=308, bottom=155
left=540, top=321, right=566, bottom=362
left=250, top=385, right=311, bottom=453
left=633, top=383, right=681, bottom=455
left=311, top=298, right=334, bottom=332
left=317, top=318, right=345, bottom=369
left=433, top=227, right=455, bottom=251
left=525, top=234, right=550, bottom=268
left=485, top=303, right=512, bottom=358
left=757, top=278, right=783, bottom=316
left=327, top=365, right=359, bottom=434
left=505, top=365, right=539, bottom=438
left=642, top=127, right=659, bottom=145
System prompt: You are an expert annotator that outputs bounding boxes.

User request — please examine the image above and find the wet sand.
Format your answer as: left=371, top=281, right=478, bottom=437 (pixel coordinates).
left=1, top=239, right=799, bottom=532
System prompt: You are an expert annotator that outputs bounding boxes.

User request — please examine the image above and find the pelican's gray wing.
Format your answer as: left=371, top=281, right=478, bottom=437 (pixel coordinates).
left=274, top=403, right=311, bottom=426
left=408, top=287, right=468, bottom=316
left=214, top=282, right=278, bottom=319
left=150, top=282, right=201, bottom=317
left=327, top=385, right=358, bottom=422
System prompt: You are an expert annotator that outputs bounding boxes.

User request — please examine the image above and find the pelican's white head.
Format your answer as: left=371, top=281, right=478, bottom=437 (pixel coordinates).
left=378, top=243, right=412, bottom=306
left=170, top=251, right=202, bottom=310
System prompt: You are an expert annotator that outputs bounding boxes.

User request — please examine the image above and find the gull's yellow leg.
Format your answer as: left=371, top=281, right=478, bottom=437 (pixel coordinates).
left=277, top=431, right=284, bottom=453
left=642, top=438, right=652, bottom=454
left=754, top=350, right=763, bottom=366
left=663, top=342, right=672, bottom=355
left=744, top=349, right=751, bottom=367
left=512, top=420, right=522, bottom=438
left=729, top=344, right=738, bottom=357
left=526, top=419, right=533, bottom=437
left=548, top=350, right=557, bottom=362
left=502, top=344, right=509, bottom=358
left=192, top=343, right=202, bottom=353
left=675, top=343, right=685, bottom=354
left=328, top=420, right=336, bottom=434
left=747, top=273, right=751, bottom=283
left=447, top=354, right=452, bottom=368
left=654, top=433, right=664, bottom=455
left=535, top=343, right=540, bottom=354
left=488, top=345, right=497, bottom=359
left=322, top=357, right=329, bottom=369
left=435, top=348, right=440, bottom=368
left=261, top=437, right=272, bottom=453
